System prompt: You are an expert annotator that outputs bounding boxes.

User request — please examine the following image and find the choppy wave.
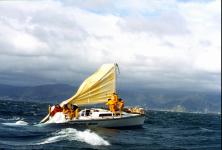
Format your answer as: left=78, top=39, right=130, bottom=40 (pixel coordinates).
left=0, top=100, right=220, bottom=150
left=38, top=128, right=110, bottom=146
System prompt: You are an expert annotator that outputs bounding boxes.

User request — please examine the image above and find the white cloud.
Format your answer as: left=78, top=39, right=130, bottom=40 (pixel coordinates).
left=0, top=0, right=220, bottom=91
left=194, top=50, right=221, bottom=72
left=12, top=31, right=48, bottom=51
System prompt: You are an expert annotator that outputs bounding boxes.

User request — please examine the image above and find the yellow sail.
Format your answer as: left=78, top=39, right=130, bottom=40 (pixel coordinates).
left=60, top=63, right=118, bottom=106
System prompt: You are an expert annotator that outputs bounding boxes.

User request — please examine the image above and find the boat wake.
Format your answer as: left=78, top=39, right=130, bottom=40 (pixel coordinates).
left=38, top=128, right=110, bottom=146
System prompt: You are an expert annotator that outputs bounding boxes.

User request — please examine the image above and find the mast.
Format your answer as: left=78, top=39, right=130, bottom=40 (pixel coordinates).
left=114, top=63, right=120, bottom=94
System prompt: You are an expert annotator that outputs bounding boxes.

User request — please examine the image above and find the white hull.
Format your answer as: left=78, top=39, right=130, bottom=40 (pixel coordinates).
left=67, top=114, right=145, bottom=128
left=44, top=108, right=145, bottom=128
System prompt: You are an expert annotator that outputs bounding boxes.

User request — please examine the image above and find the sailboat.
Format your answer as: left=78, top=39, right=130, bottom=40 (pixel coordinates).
left=40, top=63, right=145, bottom=128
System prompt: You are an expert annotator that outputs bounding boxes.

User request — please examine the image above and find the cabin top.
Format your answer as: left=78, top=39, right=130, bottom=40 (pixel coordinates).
left=79, top=108, right=122, bottom=118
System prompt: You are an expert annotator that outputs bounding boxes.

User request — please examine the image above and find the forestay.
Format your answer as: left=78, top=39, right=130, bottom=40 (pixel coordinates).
left=60, top=64, right=118, bottom=106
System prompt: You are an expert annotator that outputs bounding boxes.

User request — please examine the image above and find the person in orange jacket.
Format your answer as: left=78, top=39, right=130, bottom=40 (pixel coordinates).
left=106, top=98, right=117, bottom=116
left=118, top=98, right=124, bottom=117
left=62, top=104, right=71, bottom=120
left=111, top=92, right=118, bottom=103
left=71, top=104, right=80, bottom=119
left=111, top=92, right=118, bottom=110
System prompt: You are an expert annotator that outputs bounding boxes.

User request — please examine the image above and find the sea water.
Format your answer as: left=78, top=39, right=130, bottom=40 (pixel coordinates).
left=0, top=100, right=221, bottom=150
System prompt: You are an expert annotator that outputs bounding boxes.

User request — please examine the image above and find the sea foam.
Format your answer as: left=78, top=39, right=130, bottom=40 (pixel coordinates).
left=38, top=128, right=110, bottom=146
left=46, top=112, right=67, bottom=124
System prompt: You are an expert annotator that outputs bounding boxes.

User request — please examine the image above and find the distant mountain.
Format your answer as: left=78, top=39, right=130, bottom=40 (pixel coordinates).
left=0, top=84, right=221, bottom=113
left=0, top=84, right=76, bottom=103
left=118, top=88, right=221, bottom=114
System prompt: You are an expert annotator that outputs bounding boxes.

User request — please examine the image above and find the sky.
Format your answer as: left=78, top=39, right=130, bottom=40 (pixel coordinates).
left=0, top=0, right=221, bottom=92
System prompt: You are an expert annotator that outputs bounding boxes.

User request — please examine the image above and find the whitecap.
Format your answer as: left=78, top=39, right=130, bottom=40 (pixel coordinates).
left=15, top=120, right=29, bottom=125
left=0, top=116, right=21, bottom=121
left=38, top=128, right=110, bottom=146
left=73, top=129, right=110, bottom=146
left=2, top=120, right=29, bottom=126
left=38, top=135, right=66, bottom=145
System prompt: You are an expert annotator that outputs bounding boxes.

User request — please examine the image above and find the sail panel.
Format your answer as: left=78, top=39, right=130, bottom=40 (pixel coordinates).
left=60, top=64, right=116, bottom=106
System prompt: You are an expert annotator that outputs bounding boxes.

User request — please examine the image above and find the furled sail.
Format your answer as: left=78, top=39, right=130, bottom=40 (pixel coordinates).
left=60, top=63, right=118, bottom=106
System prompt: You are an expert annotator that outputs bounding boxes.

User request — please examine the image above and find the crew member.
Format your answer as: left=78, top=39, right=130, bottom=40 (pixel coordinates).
left=71, top=104, right=79, bottom=119
left=118, top=98, right=124, bottom=117
left=111, top=92, right=118, bottom=103
left=75, top=107, right=80, bottom=119
left=49, top=104, right=63, bottom=117
left=111, top=93, right=118, bottom=111
left=63, top=104, right=71, bottom=120
left=106, top=98, right=117, bottom=116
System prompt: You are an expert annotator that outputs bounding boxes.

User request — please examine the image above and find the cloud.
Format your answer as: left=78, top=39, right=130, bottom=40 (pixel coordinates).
left=0, top=0, right=220, bottom=92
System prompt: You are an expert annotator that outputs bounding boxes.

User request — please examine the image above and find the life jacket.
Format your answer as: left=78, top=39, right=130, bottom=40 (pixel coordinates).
left=63, top=108, right=70, bottom=114
left=106, top=99, right=117, bottom=111
left=106, top=99, right=117, bottom=106
left=75, top=108, right=79, bottom=119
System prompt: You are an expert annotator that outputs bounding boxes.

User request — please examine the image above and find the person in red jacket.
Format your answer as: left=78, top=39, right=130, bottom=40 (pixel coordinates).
left=49, top=104, right=63, bottom=117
